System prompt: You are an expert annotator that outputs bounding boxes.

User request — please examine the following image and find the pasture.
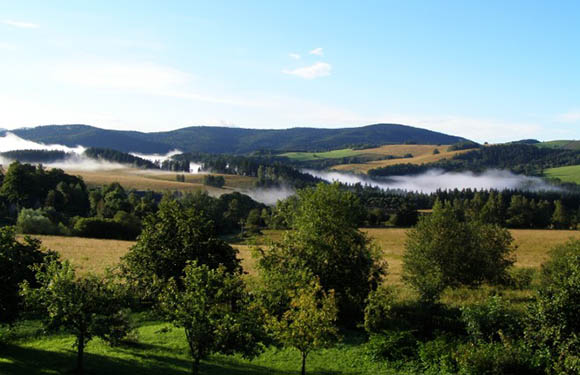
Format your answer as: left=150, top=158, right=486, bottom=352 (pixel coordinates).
left=63, top=168, right=257, bottom=194
left=28, top=228, right=580, bottom=283
left=544, top=164, right=580, bottom=184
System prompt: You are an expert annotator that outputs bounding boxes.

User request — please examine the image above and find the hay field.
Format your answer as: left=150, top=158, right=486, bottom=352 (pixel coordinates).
left=544, top=164, right=580, bottom=184
left=26, top=229, right=580, bottom=281
left=331, top=145, right=469, bottom=173
left=64, top=168, right=256, bottom=194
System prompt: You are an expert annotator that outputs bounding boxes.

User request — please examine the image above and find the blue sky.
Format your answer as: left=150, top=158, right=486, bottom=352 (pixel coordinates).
left=1, top=0, right=580, bottom=142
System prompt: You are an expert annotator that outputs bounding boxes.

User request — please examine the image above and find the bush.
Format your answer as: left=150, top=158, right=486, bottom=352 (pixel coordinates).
left=454, top=339, right=542, bottom=375
left=16, top=208, right=59, bottom=235
left=202, top=174, right=225, bottom=188
left=364, top=285, right=397, bottom=333
left=73, top=217, right=127, bottom=240
left=418, top=335, right=460, bottom=374
left=507, top=267, right=536, bottom=290
left=366, top=330, right=418, bottom=362
left=460, top=296, right=522, bottom=343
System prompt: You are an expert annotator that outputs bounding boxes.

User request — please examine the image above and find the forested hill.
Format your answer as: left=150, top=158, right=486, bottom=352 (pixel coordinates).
left=6, top=123, right=467, bottom=154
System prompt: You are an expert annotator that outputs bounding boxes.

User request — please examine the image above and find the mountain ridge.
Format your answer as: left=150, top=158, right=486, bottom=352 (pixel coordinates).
left=3, top=123, right=469, bottom=154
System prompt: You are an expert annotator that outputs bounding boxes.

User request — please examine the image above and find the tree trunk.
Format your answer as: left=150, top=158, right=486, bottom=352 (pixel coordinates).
left=301, top=351, right=307, bottom=375
left=192, top=357, right=200, bottom=375
left=76, top=332, right=85, bottom=374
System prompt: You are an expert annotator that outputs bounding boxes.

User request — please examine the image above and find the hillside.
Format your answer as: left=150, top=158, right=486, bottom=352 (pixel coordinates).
left=538, top=140, right=580, bottom=150
left=5, top=123, right=467, bottom=154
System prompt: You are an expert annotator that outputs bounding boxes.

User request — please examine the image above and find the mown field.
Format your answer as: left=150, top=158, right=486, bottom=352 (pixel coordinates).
left=327, top=145, right=468, bottom=173
left=544, top=164, right=580, bottom=184
left=64, top=168, right=257, bottom=194
left=28, top=228, right=580, bottom=283
left=7, top=228, right=580, bottom=375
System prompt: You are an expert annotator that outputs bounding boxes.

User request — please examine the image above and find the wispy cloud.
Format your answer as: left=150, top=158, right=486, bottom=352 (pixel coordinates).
left=309, top=47, right=323, bottom=56
left=2, top=20, right=40, bottom=29
left=556, top=110, right=580, bottom=123
left=289, top=53, right=301, bottom=60
left=283, top=62, right=332, bottom=79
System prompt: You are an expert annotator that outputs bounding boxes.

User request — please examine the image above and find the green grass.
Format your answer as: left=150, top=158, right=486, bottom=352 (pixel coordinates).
left=544, top=164, right=580, bottom=183
left=280, top=148, right=363, bottom=161
left=1, top=320, right=404, bottom=375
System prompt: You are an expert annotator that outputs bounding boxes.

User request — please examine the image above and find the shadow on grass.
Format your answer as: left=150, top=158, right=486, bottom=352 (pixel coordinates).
left=0, top=343, right=350, bottom=375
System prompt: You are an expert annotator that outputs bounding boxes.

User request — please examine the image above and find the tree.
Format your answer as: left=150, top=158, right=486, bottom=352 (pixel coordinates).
left=256, top=183, right=385, bottom=323
left=159, top=262, right=264, bottom=375
left=122, top=198, right=240, bottom=300
left=0, top=227, right=56, bottom=326
left=267, top=278, right=339, bottom=375
left=20, top=260, right=130, bottom=374
left=526, top=240, right=580, bottom=373
left=403, top=200, right=515, bottom=302
left=551, top=200, right=571, bottom=229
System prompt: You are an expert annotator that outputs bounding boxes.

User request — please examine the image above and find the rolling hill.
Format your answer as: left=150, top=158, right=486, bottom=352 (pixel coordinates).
left=5, top=123, right=467, bottom=154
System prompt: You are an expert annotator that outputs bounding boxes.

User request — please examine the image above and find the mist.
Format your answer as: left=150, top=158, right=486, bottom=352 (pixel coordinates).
left=0, top=132, right=86, bottom=154
left=304, top=169, right=560, bottom=193
left=129, top=150, right=182, bottom=163
left=244, top=186, right=296, bottom=205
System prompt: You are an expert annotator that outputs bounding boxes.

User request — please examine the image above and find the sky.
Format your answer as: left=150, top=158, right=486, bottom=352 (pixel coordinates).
left=1, top=0, right=580, bottom=143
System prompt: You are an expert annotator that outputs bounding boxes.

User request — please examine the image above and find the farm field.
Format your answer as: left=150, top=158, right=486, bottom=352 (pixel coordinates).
left=544, top=164, right=580, bottom=184
left=63, top=168, right=257, bottom=194
left=329, top=145, right=468, bottom=173
left=28, top=228, right=580, bottom=282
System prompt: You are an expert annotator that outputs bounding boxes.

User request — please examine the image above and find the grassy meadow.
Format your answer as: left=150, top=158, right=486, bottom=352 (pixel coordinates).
left=6, top=227, right=579, bottom=375
left=544, top=164, right=580, bottom=184
left=329, top=145, right=469, bottom=173
left=64, top=168, right=257, bottom=195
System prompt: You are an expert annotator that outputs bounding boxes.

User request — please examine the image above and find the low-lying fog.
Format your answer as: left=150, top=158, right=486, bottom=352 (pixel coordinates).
left=0, top=132, right=198, bottom=172
left=304, top=169, right=559, bottom=193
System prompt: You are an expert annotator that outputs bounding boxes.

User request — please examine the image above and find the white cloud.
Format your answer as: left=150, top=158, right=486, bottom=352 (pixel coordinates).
left=2, top=20, right=39, bottom=29
left=556, top=110, right=580, bottom=123
left=309, top=47, right=323, bottom=56
left=283, top=62, right=332, bottom=79
left=289, top=53, right=301, bottom=60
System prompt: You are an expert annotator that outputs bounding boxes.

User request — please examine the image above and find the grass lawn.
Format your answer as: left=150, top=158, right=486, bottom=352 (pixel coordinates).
left=544, top=164, right=580, bottom=184
left=1, top=320, right=404, bottom=375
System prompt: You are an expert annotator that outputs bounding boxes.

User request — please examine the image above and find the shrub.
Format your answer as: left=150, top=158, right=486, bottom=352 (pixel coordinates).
left=16, top=208, right=59, bottom=235
left=364, top=285, right=397, bottom=333
left=460, top=296, right=522, bottom=343
left=454, top=339, right=542, bottom=375
left=418, top=335, right=459, bottom=374
left=366, top=330, right=418, bottom=361
left=507, top=267, right=536, bottom=290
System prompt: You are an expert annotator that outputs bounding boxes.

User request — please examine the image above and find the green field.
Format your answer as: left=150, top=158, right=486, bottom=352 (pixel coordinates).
left=280, top=148, right=365, bottom=161
left=544, top=164, right=580, bottom=183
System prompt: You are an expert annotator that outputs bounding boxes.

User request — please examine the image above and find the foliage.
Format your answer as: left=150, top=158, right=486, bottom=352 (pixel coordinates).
left=267, top=278, right=339, bottom=375
left=122, top=198, right=240, bottom=300
left=0, top=227, right=56, bottom=326
left=366, top=330, right=417, bottom=362
left=257, top=183, right=385, bottom=323
left=460, top=296, right=522, bottom=343
left=16, top=208, right=60, bottom=235
left=84, top=147, right=158, bottom=169
left=159, top=261, right=264, bottom=375
left=525, top=240, right=580, bottom=373
left=363, top=285, right=397, bottom=333
left=403, top=200, right=515, bottom=302
left=202, top=174, right=225, bottom=188
left=20, top=259, right=131, bottom=373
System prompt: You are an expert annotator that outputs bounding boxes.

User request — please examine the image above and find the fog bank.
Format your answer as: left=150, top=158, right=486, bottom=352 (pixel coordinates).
left=244, top=186, right=296, bottom=205
left=304, top=169, right=559, bottom=193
